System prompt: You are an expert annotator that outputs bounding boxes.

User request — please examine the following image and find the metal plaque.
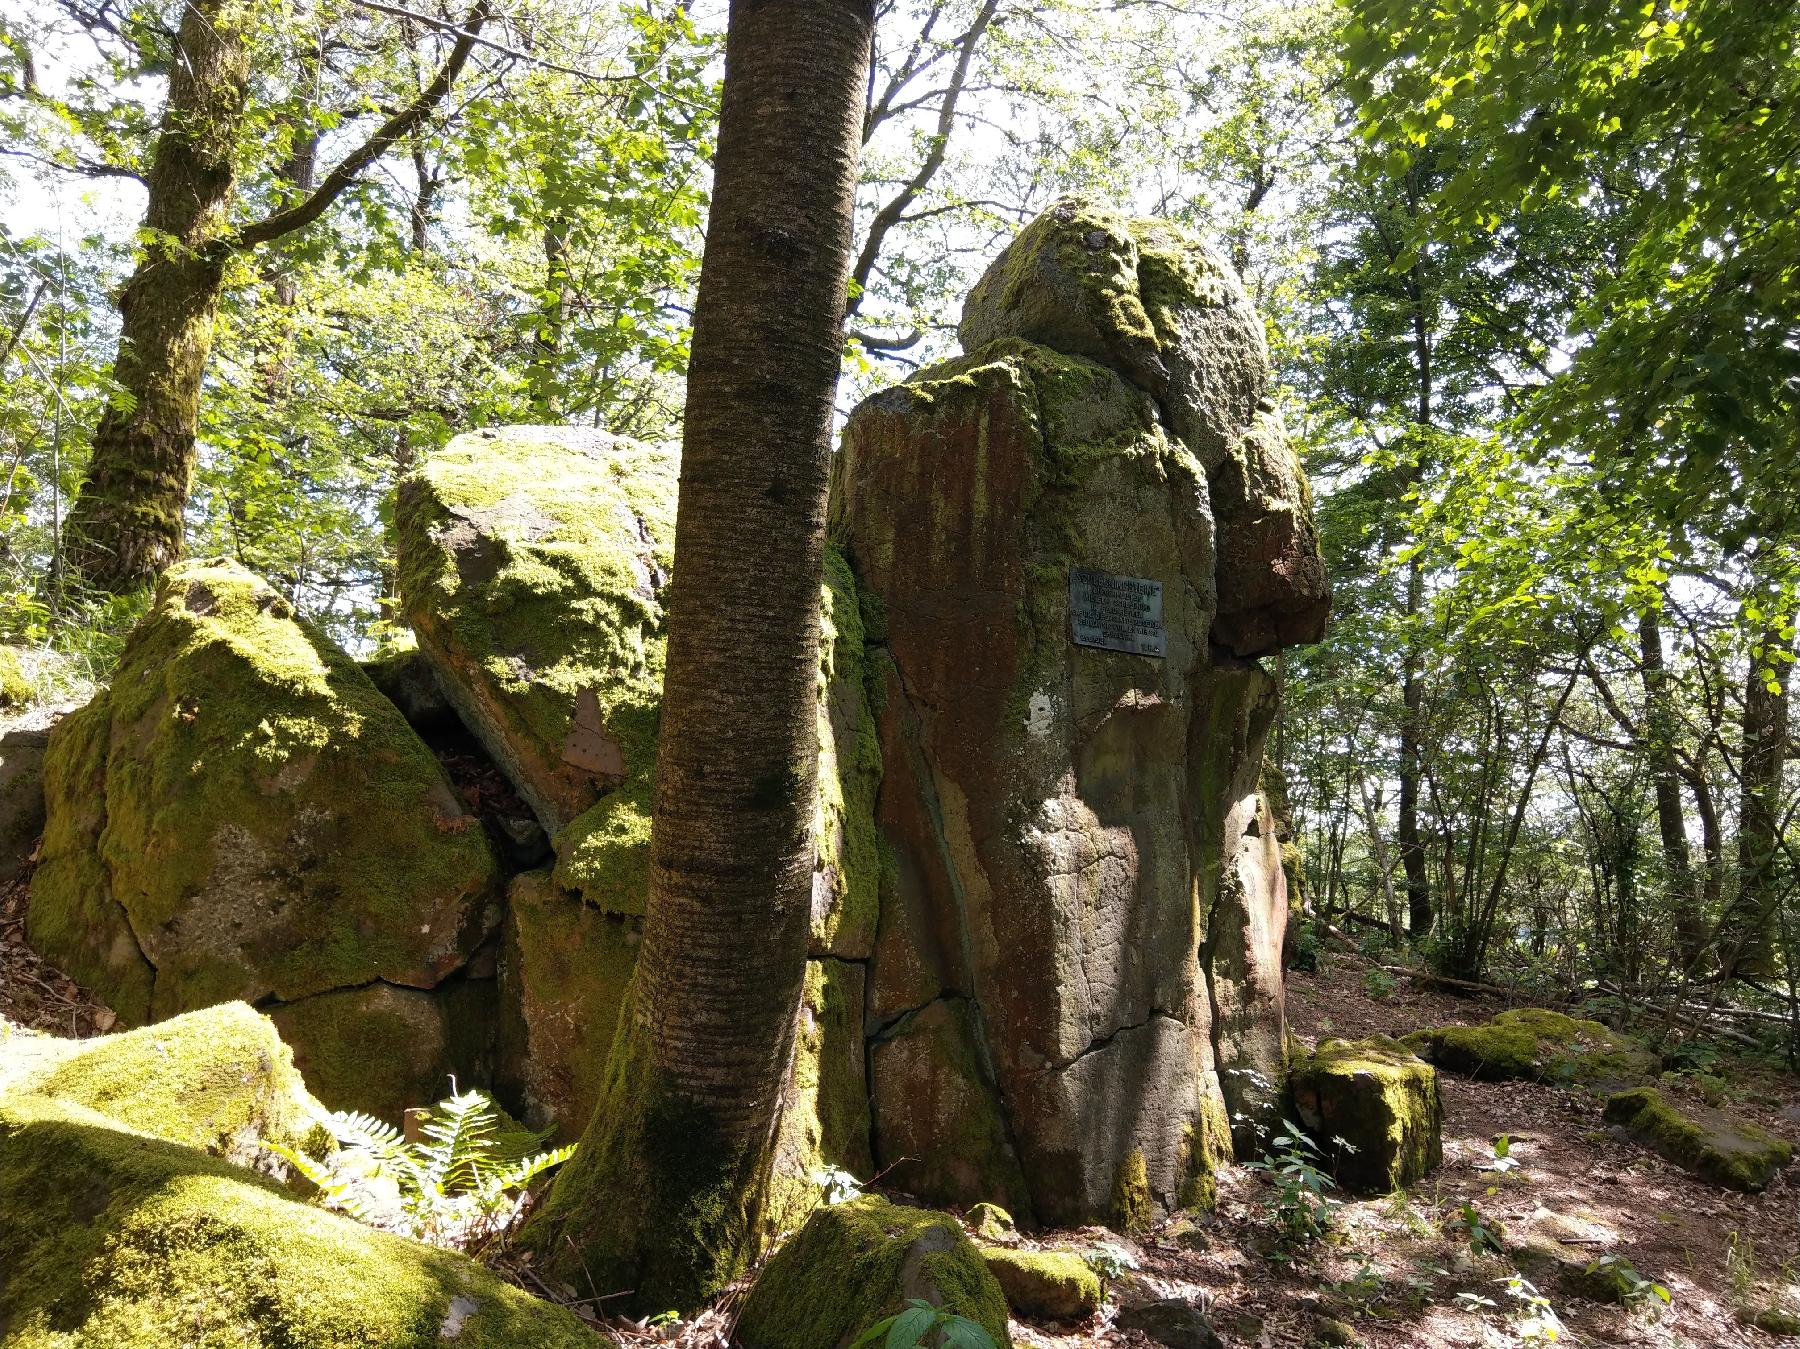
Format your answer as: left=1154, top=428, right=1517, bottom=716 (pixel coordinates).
left=1069, top=567, right=1166, bottom=657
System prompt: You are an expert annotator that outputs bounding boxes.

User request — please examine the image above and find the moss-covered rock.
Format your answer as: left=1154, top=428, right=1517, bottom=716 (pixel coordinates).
left=270, top=978, right=497, bottom=1125
left=0, top=1001, right=322, bottom=1170
left=0, top=645, right=32, bottom=707
left=1112, top=1149, right=1154, bottom=1235
left=1289, top=1036, right=1442, bottom=1195
left=395, top=426, right=676, bottom=855
left=1751, top=1307, right=1800, bottom=1336
left=0, top=720, right=52, bottom=885
left=0, top=1093, right=609, bottom=1348
left=26, top=559, right=501, bottom=1025
left=1602, top=1086, right=1794, bottom=1192
left=735, top=1196, right=1011, bottom=1349
left=768, top=958, right=875, bottom=1235
left=1401, top=1008, right=1657, bottom=1088
left=980, top=1247, right=1101, bottom=1321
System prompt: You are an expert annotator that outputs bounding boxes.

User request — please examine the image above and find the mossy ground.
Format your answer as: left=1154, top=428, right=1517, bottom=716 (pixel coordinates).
left=736, top=1195, right=1011, bottom=1349
left=0, top=1093, right=606, bottom=1348
left=1603, top=1086, right=1794, bottom=1192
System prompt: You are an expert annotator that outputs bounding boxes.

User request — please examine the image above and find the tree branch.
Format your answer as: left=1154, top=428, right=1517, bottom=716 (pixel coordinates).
left=227, top=0, right=491, bottom=252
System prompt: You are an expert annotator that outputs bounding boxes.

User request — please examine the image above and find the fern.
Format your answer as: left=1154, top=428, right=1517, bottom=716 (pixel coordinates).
left=265, top=1083, right=573, bottom=1251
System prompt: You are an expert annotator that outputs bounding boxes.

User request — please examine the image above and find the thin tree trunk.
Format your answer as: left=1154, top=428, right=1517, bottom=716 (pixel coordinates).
left=1399, top=190, right=1434, bottom=936
left=1639, top=608, right=1705, bottom=962
left=518, top=0, right=874, bottom=1313
left=1728, top=617, right=1795, bottom=977
left=1356, top=770, right=1404, bottom=939
left=529, top=213, right=571, bottom=418
left=62, top=0, right=255, bottom=591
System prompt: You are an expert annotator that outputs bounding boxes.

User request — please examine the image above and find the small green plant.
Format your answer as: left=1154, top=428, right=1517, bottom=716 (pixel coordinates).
left=1478, top=1134, right=1520, bottom=1175
left=1503, top=1274, right=1566, bottom=1342
left=815, top=1164, right=865, bottom=1205
left=268, top=1085, right=573, bottom=1250
left=1585, top=1254, right=1672, bottom=1311
left=1447, top=1200, right=1503, bottom=1255
left=1362, top=967, right=1399, bottom=1000
left=1245, top=1119, right=1340, bottom=1256
left=1727, top=1230, right=1757, bottom=1310
left=1087, top=1240, right=1139, bottom=1281
left=851, top=1299, right=997, bottom=1349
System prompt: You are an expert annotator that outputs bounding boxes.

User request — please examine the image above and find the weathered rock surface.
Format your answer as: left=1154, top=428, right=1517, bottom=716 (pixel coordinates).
left=1403, top=1008, right=1657, bottom=1087
left=0, top=714, right=54, bottom=884
left=0, top=1025, right=608, bottom=1349
left=395, top=426, right=676, bottom=862
left=736, top=1195, right=1011, bottom=1349
left=1603, top=1085, right=1794, bottom=1192
left=981, top=1246, right=1102, bottom=1321
left=835, top=197, right=1324, bottom=1225
left=27, top=559, right=501, bottom=1029
left=1289, top=1036, right=1442, bottom=1194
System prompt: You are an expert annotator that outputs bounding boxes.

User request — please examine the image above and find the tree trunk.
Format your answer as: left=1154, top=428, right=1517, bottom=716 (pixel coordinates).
left=63, top=0, right=255, bottom=592
left=1638, top=608, right=1705, bottom=963
left=529, top=214, right=571, bottom=418
left=1399, top=202, right=1434, bottom=937
left=518, top=0, right=874, bottom=1313
left=1728, top=619, right=1794, bottom=977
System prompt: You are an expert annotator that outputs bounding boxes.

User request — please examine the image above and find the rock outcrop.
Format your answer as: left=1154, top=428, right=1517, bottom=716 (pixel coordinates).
left=1604, top=1086, right=1794, bottom=1192
left=0, top=712, right=55, bottom=885
left=25, top=559, right=502, bottom=1107
left=735, top=1195, right=1011, bottom=1349
left=832, top=196, right=1326, bottom=1224
left=1289, top=1036, right=1442, bottom=1194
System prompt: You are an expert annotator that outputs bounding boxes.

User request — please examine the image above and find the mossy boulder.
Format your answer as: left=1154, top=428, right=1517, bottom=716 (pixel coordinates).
left=1401, top=1008, right=1657, bottom=1087
left=395, top=426, right=675, bottom=858
left=0, top=1093, right=609, bottom=1348
left=735, top=1195, right=1011, bottom=1349
left=1289, top=1036, right=1442, bottom=1195
left=1603, top=1086, right=1794, bottom=1192
left=0, top=1001, right=322, bottom=1170
left=980, top=1247, right=1101, bottom=1321
left=26, top=559, right=501, bottom=1025
left=270, top=978, right=497, bottom=1125
left=0, top=645, right=31, bottom=706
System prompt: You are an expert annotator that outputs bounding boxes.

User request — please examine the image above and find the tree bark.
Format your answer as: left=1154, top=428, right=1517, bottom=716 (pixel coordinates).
left=1638, top=608, right=1705, bottom=963
left=518, top=0, right=874, bottom=1313
left=62, top=0, right=255, bottom=592
left=1728, top=618, right=1794, bottom=977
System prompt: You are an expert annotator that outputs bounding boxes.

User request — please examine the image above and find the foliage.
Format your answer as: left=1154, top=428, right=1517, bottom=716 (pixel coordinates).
left=1086, top=1240, right=1139, bottom=1282
left=850, top=1299, right=998, bottom=1349
left=1245, top=1120, right=1340, bottom=1255
left=1447, top=1200, right=1502, bottom=1257
left=267, top=1086, right=573, bottom=1252
left=1361, top=967, right=1398, bottom=1000
left=1584, top=1254, right=1672, bottom=1312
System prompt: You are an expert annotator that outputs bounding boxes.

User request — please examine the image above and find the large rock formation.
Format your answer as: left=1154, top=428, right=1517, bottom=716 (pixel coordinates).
left=25, top=559, right=502, bottom=1109
left=831, top=196, right=1326, bottom=1225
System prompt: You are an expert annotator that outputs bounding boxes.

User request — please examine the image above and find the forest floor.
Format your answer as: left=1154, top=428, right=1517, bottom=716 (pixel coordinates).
left=4, top=884, right=1797, bottom=1349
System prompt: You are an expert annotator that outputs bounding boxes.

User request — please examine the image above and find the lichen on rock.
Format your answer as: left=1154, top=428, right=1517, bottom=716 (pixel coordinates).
left=735, top=1195, right=1011, bottom=1349
left=26, top=558, right=501, bottom=1025
left=1289, top=1035, right=1443, bottom=1194
left=1603, top=1085, right=1794, bottom=1192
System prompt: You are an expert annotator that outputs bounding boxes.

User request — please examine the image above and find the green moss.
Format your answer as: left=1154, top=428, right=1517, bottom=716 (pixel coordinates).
left=396, top=428, right=674, bottom=844
left=0, top=645, right=31, bottom=707
left=980, top=1247, right=1101, bottom=1321
left=736, top=1196, right=1010, bottom=1349
left=3, top=1002, right=323, bottom=1169
left=1290, top=1037, right=1442, bottom=1194
left=1403, top=1008, right=1656, bottom=1086
left=27, top=559, right=500, bottom=1018
left=1603, top=1086, right=1794, bottom=1192
left=552, top=783, right=653, bottom=914
left=1181, top=1088, right=1234, bottom=1210
left=768, top=959, right=875, bottom=1234
left=1753, top=1307, right=1800, bottom=1336
left=811, top=547, right=883, bottom=957
left=0, top=1094, right=606, bottom=1348
left=1111, top=1149, right=1153, bottom=1236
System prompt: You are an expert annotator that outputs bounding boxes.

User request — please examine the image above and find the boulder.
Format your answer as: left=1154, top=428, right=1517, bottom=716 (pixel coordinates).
left=735, top=1195, right=1011, bottom=1349
left=835, top=197, right=1325, bottom=1226
left=394, top=426, right=676, bottom=857
left=1603, top=1086, right=1794, bottom=1192
left=1114, top=1298, right=1224, bottom=1349
left=0, top=1092, right=608, bottom=1348
left=1402, top=1008, right=1656, bottom=1087
left=1289, top=1036, right=1442, bottom=1194
left=0, top=1001, right=322, bottom=1169
left=26, top=559, right=502, bottom=1027
left=270, top=978, right=497, bottom=1124
left=0, top=714, right=55, bottom=885
left=981, top=1247, right=1102, bottom=1321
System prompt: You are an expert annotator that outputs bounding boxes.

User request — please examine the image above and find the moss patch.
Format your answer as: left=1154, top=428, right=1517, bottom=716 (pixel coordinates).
left=736, top=1196, right=1011, bottom=1349
left=0, top=1093, right=607, bottom=1348
left=27, top=558, right=500, bottom=1019
left=1402, top=1008, right=1657, bottom=1087
left=980, top=1247, right=1101, bottom=1321
left=1602, top=1086, right=1794, bottom=1192
left=0, top=646, right=31, bottom=707
left=1111, top=1149, right=1153, bottom=1235
left=1, top=1002, right=323, bottom=1170
left=1290, top=1036, right=1442, bottom=1195
left=767, top=958, right=874, bottom=1235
